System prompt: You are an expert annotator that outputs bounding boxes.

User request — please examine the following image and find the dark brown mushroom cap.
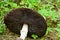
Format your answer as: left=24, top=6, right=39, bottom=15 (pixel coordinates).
left=4, top=8, right=47, bottom=37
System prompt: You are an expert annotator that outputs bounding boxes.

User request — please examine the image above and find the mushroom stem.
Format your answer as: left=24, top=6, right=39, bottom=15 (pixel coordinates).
left=20, top=24, right=28, bottom=40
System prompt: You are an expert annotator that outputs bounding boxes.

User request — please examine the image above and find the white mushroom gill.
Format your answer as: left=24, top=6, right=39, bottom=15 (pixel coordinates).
left=20, top=24, right=28, bottom=40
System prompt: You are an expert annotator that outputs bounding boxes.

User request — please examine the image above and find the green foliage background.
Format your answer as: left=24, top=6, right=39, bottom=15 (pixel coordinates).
left=0, top=0, right=60, bottom=40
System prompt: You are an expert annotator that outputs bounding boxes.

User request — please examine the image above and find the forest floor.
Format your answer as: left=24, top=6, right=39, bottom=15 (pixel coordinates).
left=0, top=29, right=58, bottom=40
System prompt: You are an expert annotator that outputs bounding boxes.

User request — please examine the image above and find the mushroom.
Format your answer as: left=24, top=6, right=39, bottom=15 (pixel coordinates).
left=4, top=8, right=47, bottom=40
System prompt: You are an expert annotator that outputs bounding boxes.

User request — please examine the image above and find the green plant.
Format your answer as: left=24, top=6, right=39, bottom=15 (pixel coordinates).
left=31, top=34, right=38, bottom=40
left=0, top=16, right=6, bottom=34
left=0, top=0, right=20, bottom=34
left=46, top=27, right=52, bottom=35
left=54, top=28, right=60, bottom=39
left=54, top=22, right=60, bottom=39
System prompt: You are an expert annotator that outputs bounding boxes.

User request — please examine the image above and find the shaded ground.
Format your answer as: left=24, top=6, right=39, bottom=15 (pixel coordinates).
left=0, top=29, right=58, bottom=40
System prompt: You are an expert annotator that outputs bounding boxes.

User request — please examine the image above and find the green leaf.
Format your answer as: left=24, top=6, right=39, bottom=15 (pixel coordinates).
left=31, top=34, right=38, bottom=40
left=46, top=27, right=52, bottom=35
left=4, top=0, right=9, bottom=2
left=0, top=26, right=3, bottom=33
left=54, top=28, right=60, bottom=38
